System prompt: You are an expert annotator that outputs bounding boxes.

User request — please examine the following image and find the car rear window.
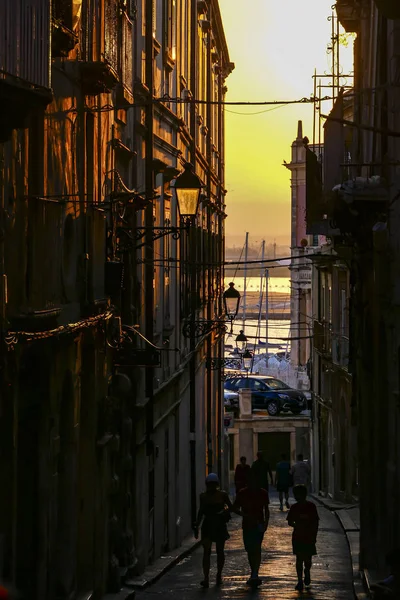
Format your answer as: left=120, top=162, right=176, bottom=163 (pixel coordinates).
left=266, top=378, right=289, bottom=390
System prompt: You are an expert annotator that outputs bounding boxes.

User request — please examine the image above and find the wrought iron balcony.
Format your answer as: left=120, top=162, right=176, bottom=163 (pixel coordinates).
left=121, top=10, right=133, bottom=94
left=78, top=0, right=120, bottom=94
left=206, top=357, right=242, bottom=370
left=80, top=60, right=119, bottom=95
left=51, top=0, right=82, bottom=56
left=329, top=177, right=389, bottom=235
left=0, top=0, right=52, bottom=141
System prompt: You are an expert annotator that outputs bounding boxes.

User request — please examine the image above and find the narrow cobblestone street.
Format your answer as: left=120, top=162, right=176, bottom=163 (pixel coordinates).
left=136, top=492, right=354, bottom=599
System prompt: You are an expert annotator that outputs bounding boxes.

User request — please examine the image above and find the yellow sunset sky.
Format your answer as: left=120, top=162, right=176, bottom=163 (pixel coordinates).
left=218, top=0, right=353, bottom=246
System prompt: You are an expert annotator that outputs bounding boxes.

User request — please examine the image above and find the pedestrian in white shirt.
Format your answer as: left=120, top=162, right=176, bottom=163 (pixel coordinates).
left=291, top=454, right=311, bottom=489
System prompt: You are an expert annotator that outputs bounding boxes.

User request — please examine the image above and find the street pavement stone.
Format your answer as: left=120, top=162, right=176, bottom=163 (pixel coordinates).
left=136, top=491, right=354, bottom=599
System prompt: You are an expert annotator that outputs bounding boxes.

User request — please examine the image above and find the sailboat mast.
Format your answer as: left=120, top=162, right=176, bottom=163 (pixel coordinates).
left=265, top=268, right=269, bottom=352
left=259, top=240, right=265, bottom=344
left=242, top=232, right=249, bottom=327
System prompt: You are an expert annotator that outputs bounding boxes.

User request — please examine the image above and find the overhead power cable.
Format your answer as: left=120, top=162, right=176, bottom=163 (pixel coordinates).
left=46, top=95, right=333, bottom=116
left=147, top=254, right=315, bottom=266
left=159, top=95, right=331, bottom=106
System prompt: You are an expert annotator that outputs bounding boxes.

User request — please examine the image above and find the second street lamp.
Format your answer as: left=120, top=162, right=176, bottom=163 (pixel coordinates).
left=236, top=330, right=248, bottom=353
left=242, top=348, right=253, bottom=377
left=182, top=282, right=243, bottom=339
left=223, top=282, right=241, bottom=333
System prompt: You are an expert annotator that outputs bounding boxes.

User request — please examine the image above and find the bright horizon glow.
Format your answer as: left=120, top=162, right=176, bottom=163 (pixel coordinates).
left=218, top=0, right=354, bottom=246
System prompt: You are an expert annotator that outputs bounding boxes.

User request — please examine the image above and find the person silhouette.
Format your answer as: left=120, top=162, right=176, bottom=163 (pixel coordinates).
left=193, top=473, right=233, bottom=588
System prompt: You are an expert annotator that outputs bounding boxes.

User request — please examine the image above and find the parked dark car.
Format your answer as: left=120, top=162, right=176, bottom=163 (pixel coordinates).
left=224, top=375, right=307, bottom=416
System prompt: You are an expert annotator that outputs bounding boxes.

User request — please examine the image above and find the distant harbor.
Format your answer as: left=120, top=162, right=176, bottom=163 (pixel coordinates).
left=224, top=276, right=291, bottom=350
left=224, top=276, right=291, bottom=319
left=225, top=261, right=290, bottom=278
left=237, top=311, right=289, bottom=320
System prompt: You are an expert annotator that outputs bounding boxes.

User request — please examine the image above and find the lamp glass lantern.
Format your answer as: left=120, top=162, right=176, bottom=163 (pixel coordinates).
left=172, top=162, right=203, bottom=217
left=223, top=282, right=241, bottom=329
left=236, top=330, right=247, bottom=353
left=242, top=349, right=253, bottom=373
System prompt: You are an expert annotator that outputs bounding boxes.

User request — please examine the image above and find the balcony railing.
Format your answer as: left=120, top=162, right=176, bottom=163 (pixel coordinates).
left=121, top=12, right=133, bottom=93
left=52, top=0, right=81, bottom=56
left=104, top=0, right=119, bottom=73
left=0, top=0, right=52, bottom=140
left=79, top=0, right=121, bottom=94
left=0, top=0, right=51, bottom=89
left=331, top=334, right=349, bottom=368
left=314, top=320, right=332, bottom=357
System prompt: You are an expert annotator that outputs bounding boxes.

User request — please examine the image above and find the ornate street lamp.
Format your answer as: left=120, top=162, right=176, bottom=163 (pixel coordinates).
left=235, top=330, right=248, bottom=353
left=172, top=162, right=203, bottom=218
left=242, top=348, right=253, bottom=377
left=128, top=163, right=202, bottom=252
left=172, top=162, right=203, bottom=526
left=223, top=282, right=241, bottom=333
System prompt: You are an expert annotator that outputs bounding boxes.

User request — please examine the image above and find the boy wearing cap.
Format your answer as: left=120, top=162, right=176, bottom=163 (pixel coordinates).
left=193, top=473, right=233, bottom=587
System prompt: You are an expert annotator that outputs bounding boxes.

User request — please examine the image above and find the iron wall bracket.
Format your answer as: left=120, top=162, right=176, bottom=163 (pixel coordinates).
left=182, top=319, right=227, bottom=339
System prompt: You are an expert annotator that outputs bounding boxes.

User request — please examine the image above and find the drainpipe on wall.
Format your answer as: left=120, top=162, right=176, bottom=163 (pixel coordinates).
left=0, top=144, right=5, bottom=335
left=218, top=59, right=227, bottom=488
left=189, top=0, right=198, bottom=528
left=206, top=19, right=213, bottom=476
left=144, top=0, right=155, bottom=562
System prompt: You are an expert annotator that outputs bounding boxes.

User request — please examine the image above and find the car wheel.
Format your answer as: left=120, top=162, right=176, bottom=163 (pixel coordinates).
left=266, top=400, right=280, bottom=416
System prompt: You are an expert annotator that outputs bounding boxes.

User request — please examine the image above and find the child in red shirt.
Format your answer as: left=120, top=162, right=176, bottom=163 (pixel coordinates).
left=287, top=484, right=319, bottom=592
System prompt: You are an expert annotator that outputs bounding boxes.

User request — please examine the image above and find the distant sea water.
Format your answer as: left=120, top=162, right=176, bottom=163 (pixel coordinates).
left=224, top=276, right=291, bottom=294
left=224, top=276, right=292, bottom=351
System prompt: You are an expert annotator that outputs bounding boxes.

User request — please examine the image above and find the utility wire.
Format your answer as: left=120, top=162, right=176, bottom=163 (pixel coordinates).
left=225, top=105, right=288, bottom=116
left=144, top=254, right=315, bottom=266
left=46, top=95, right=332, bottom=116
left=160, top=96, right=330, bottom=106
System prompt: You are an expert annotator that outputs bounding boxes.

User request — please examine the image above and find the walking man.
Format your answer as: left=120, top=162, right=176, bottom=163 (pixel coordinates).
left=291, top=454, right=311, bottom=490
left=234, top=456, right=251, bottom=494
left=287, top=484, right=319, bottom=591
left=193, top=473, right=233, bottom=587
left=275, top=453, right=291, bottom=510
left=233, top=472, right=269, bottom=587
left=251, top=451, right=273, bottom=491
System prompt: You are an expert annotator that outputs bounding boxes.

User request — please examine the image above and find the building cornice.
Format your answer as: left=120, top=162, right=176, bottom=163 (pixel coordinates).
left=209, top=0, right=234, bottom=76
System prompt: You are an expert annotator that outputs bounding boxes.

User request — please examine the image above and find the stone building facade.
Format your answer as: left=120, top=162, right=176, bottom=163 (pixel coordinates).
left=0, top=0, right=232, bottom=597
left=284, top=122, right=321, bottom=384
left=307, top=0, right=400, bottom=573
left=309, top=245, right=355, bottom=501
left=129, top=0, right=233, bottom=570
